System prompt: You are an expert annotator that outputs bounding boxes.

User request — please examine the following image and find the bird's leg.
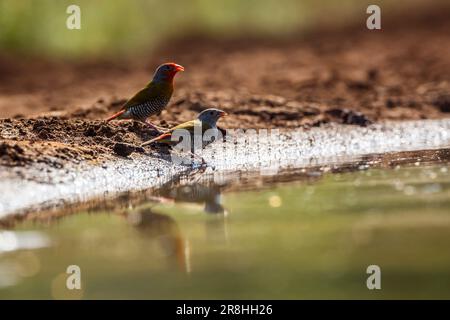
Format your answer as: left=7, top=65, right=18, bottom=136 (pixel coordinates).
left=186, top=151, right=208, bottom=174
left=144, top=119, right=167, bottom=133
left=188, top=151, right=207, bottom=167
left=169, top=149, right=207, bottom=167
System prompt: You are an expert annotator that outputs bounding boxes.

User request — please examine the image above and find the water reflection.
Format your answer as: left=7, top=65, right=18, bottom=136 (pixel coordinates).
left=0, top=148, right=449, bottom=298
left=0, top=231, right=51, bottom=288
left=127, top=208, right=191, bottom=273
left=122, top=179, right=230, bottom=273
left=156, top=181, right=229, bottom=244
left=0, top=231, right=51, bottom=253
left=156, top=181, right=227, bottom=215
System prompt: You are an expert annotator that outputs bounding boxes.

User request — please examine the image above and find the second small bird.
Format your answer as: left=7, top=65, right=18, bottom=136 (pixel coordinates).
left=141, top=108, right=227, bottom=164
left=106, top=62, right=184, bottom=132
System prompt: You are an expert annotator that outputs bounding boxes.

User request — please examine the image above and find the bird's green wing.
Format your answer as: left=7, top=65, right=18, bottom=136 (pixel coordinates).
left=170, top=119, right=199, bottom=133
left=123, top=82, right=173, bottom=110
left=122, top=87, right=149, bottom=109
left=141, top=119, right=213, bottom=146
left=153, top=120, right=200, bottom=144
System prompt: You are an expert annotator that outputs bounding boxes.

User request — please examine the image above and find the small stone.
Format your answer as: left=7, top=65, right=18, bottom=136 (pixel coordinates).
left=84, top=126, right=97, bottom=137
left=113, top=142, right=135, bottom=157
left=386, top=99, right=395, bottom=109
left=433, top=94, right=450, bottom=113
left=38, top=129, right=50, bottom=139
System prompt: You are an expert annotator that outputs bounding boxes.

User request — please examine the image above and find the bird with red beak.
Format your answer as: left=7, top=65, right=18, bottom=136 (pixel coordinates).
left=106, top=62, right=184, bottom=132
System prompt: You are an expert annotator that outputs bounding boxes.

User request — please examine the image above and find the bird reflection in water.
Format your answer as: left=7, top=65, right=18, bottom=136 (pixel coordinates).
left=127, top=209, right=191, bottom=274
left=157, top=181, right=229, bottom=243
left=159, top=182, right=226, bottom=214
left=127, top=181, right=229, bottom=273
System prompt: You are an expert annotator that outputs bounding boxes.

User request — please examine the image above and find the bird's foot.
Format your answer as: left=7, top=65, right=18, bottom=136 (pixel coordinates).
left=190, top=160, right=208, bottom=173
left=189, top=153, right=209, bottom=172
left=187, top=151, right=206, bottom=165
left=144, top=121, right=167, bottom=134
left=149, top=127, right=166, bottom=134
left=157, top=128, right=170, bottom=134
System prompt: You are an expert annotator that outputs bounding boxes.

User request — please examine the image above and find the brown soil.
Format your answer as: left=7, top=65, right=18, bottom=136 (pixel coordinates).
left=0, top=9, right=449, bottom=168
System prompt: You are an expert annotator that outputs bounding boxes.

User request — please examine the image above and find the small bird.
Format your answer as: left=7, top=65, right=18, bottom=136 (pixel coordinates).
left=106, top=62, right=184, bottom=132
left=141, top=108, right=227, bottom=163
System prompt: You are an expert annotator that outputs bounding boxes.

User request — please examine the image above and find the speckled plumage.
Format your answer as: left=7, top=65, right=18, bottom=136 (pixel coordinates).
left=121, top=84, right=172, bottom=121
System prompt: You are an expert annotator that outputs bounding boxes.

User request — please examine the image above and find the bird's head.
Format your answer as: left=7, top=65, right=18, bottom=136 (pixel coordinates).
left=198, top=108, right=227, bottom=126
left=152, top=62, right=184, bottom=82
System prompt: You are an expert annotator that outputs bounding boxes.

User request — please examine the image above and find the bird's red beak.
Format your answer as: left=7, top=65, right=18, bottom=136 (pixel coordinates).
left=219, top=111, right=228, bottom=118
left=174, top=64, right=184, bottom=72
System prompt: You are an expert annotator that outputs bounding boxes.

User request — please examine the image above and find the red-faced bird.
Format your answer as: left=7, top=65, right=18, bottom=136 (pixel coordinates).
left=141, top=108, right=227, bottom=164
left=106, top=62, right=184, bottom=132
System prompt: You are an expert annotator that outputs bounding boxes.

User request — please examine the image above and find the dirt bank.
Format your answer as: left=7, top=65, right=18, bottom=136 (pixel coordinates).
left=1, top=119, right=449, bottom=218
left=0, top=9, right=449, bottom=170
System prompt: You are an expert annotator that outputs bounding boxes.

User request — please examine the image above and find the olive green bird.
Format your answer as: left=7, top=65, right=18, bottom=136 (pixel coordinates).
left=141, top=108, right=227, bottom=163
left=106, top=62, right=184, bottom=132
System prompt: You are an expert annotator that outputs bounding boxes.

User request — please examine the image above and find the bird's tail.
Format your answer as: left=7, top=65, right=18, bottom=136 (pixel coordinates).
left=141, top=132, right=171, bottom=147
left=106, top=109, right=126, bottom=122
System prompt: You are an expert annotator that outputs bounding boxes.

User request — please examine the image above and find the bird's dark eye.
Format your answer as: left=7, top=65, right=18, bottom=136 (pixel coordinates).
left=210, top=111, right=213, bottom=115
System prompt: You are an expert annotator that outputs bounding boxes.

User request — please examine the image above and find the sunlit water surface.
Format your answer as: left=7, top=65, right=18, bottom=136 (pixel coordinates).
left=0, top=153, right=449, bottom=299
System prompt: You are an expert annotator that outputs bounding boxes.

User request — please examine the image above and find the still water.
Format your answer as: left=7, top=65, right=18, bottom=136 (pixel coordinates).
left=0, top=150, right=449, bottom=299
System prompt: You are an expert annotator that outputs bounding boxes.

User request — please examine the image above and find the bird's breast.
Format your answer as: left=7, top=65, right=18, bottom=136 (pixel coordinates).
left=130, top=94, right=172, bottom=119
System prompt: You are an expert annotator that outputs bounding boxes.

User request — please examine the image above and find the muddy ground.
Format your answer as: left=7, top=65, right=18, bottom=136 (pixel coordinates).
left=0, top=9, right=449, bottom=169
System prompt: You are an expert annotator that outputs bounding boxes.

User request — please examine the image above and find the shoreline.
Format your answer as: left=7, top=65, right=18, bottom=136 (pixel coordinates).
left=1, top=119, right=449, bottom=219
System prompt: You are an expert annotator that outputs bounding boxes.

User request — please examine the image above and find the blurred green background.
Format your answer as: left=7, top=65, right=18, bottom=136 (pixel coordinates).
left=0, top=0, right=438, bottom=58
